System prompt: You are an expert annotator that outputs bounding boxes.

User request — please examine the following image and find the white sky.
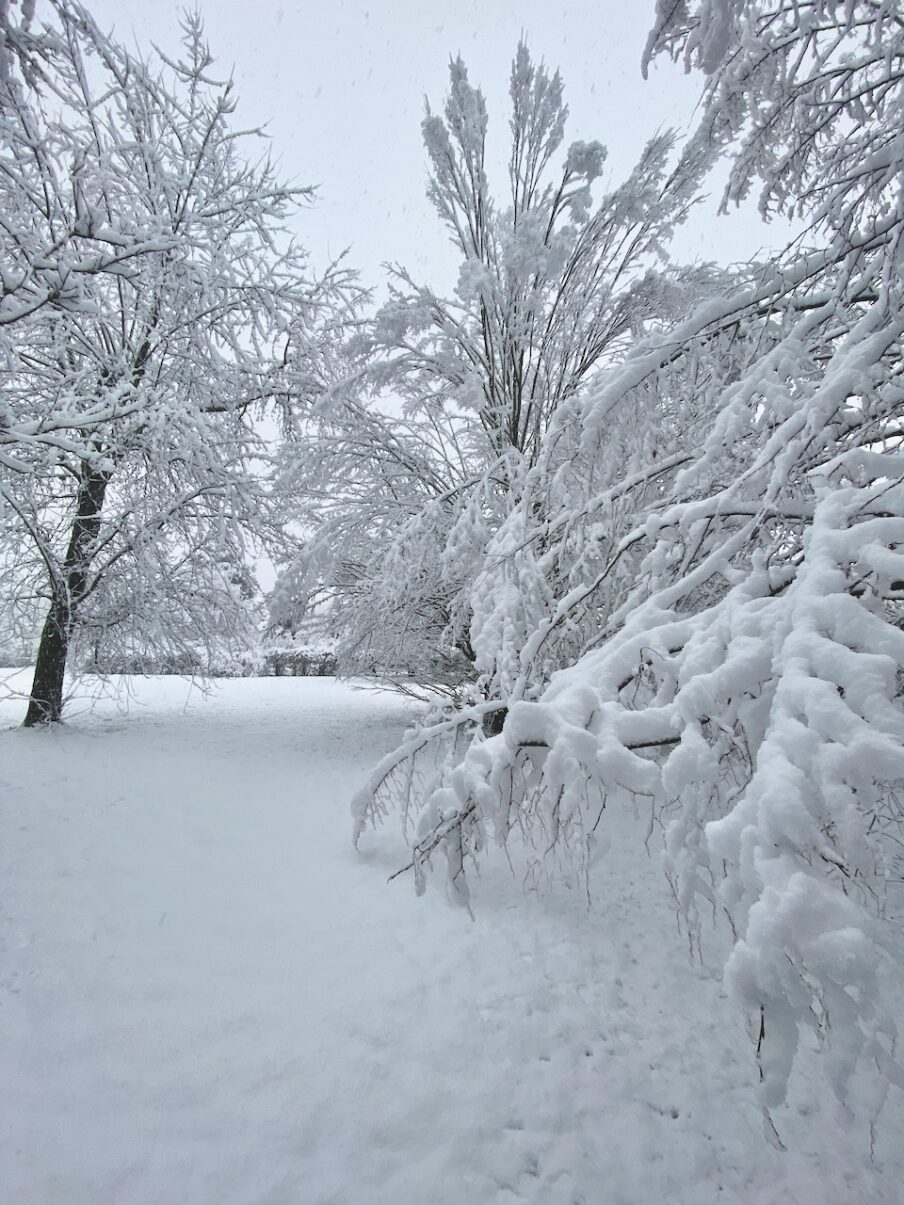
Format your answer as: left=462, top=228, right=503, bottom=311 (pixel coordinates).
left=86, top=0, right=793, bottom=293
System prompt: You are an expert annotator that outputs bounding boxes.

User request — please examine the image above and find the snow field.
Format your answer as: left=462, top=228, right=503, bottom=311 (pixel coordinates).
left=1, top=674, right=901, bottom=1204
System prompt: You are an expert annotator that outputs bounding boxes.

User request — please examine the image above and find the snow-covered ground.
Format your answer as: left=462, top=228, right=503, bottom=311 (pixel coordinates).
left=1, top=673, right=901, bottom=1205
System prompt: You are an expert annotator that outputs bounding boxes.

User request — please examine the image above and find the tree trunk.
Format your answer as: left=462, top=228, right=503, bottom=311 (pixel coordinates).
left=23, top=462, right=110, bottom=727
left=23, top=594, right=71, bottom=726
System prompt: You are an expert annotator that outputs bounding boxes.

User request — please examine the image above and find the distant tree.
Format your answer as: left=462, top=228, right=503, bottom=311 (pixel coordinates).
left=0, top=3, right=357, bottom=724
left=275, top=43, right=710, bottom=685
left=270, top=397, right=479, bottom=686
left=355, top=0, right=904, bottom=1130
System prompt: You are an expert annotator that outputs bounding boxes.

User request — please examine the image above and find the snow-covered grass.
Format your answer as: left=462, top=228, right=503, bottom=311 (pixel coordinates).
left=1, top=672, right=901, bottom=1204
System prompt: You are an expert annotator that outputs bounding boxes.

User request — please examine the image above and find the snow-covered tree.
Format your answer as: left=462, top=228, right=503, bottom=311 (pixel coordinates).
left=270, top=397, right=479, bottom=685
left=355, top=0, right=904, bottom=1129
left=0, top=3, right=356, bottom=724
left=276, top=43, right=710, bottom=686
left=372, top=42, right=707, bottom=463
left=0, top=1, right=170, bottom=340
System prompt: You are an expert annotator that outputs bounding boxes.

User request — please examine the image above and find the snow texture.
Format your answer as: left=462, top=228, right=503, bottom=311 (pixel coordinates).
left=2, top=673, right=902, bottom=1203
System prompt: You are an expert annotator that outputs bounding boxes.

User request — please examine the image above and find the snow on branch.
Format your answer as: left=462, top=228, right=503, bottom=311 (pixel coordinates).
left=353, top=1, right=904, bottom=1121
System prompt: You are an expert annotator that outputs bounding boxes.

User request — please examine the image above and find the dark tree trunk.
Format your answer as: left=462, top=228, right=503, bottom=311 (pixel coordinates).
left=23, top=462, right=110, bottom=727
left=23, top=594, right=72, bottom=726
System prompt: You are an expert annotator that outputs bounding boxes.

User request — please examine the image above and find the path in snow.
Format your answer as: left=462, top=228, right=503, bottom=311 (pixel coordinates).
left=1, top=675, right=901, bottom=1205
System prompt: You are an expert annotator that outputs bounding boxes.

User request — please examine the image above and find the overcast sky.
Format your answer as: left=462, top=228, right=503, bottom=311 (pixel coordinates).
left=87, top=0, right=791, bottom=291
